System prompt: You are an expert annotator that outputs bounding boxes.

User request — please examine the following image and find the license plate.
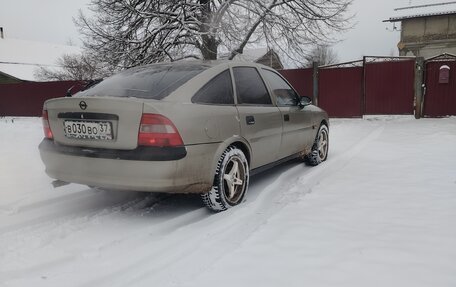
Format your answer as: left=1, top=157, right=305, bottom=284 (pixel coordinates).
left=64, top=121, right=113, bottom=140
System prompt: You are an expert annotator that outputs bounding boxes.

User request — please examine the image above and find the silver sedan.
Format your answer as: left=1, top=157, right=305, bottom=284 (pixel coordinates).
left=39, top=61, right=329, bottom=211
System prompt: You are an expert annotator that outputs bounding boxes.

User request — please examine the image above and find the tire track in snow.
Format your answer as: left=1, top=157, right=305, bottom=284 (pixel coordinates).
left=0, top=191, right=170, bottom=236
left=0, top=192, right=175, bottom=277
left=0, top=189, right=144, bottom=234
left=74, top=124, right=385, bottom=287
left=287, top=123, right=386, bottom=200
left=0, top=200, right=210, bottom=285
left=0, top=187, right=110, bottom=215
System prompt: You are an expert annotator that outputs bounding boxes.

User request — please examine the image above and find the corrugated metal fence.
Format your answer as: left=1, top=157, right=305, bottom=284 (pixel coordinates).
left=281, top=55, right=456, bottom=118
left=278, top=68, right=313, bottom=99
left=2, top=55, right=454, bottom=118
left=0, top=81, right=84, bottom=117
left=280, top=56, right=417, bottom=118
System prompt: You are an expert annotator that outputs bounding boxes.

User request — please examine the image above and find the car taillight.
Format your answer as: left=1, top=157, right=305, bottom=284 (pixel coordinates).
left=42, top=110, right=53, bottom=139
left=138, top=114, right=184, bottom=147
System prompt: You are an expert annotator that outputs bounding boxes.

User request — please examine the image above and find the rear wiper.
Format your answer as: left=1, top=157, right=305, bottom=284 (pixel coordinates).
left=65, top=78, right=104, bottom=97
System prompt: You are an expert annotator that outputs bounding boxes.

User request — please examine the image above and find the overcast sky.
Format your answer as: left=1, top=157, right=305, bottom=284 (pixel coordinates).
left=0, top=0, right=418, bottom=64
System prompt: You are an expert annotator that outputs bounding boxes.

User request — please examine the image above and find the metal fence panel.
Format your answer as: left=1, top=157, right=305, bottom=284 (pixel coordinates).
left=319, top=67, right=363, bottom=118
left=364, top=60, right=415, bottom=115
left=278, top=68, right=313, bottom=99
left=0, top=81, right=83, bottom=116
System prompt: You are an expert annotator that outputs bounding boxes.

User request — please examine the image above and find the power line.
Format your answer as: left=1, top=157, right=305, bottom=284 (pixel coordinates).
left=0, top=61, right=61, bottom=68
left=395, top=1, right=456, bottom=11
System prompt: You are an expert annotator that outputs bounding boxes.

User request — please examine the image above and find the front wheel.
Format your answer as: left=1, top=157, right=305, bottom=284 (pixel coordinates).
left=305, top=124, right=329, bottom=166
left=201, top=146, right=249, bottom=212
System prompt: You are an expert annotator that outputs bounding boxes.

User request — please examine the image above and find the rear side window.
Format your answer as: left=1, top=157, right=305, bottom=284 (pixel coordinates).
left=192, top=70, right=234, bottom=105
left=233, top=67, right=272, bottom=105
left=76, top=64, right=209, bottom=100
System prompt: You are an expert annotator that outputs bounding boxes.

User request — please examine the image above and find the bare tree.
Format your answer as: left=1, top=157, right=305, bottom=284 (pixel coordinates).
left=34, top=53, right=112, bottom=81
left=76, top=0, right=352, bottom=69
left=303, top=44, right=339, bottom=67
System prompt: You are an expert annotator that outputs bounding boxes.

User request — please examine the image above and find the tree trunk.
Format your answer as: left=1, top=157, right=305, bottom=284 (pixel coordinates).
left=199, top=0, right=218, bottom=60
left=201, top=36, right=218, bottom=60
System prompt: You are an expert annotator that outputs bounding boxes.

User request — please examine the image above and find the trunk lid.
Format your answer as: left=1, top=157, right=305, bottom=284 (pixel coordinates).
left=44, top=97, right=147, bottom=150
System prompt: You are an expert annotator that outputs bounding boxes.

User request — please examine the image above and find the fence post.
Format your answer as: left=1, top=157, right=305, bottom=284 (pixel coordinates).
left=414, top=57, right=424, bottom=119
left=312, top=61, right=319, bottom=106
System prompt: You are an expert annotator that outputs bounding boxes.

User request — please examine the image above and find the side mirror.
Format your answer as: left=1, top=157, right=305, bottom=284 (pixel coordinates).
left=298, top=96, right=312, bottom=108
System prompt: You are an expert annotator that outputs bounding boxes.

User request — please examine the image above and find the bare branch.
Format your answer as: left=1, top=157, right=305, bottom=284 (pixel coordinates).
left=75, top=0, right=353, bottom=68
left=34, top=53, right=112, bottom=81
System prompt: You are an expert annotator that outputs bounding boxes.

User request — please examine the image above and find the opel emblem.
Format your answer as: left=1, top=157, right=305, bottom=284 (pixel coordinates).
left=79, top=101, right=87, bottom=110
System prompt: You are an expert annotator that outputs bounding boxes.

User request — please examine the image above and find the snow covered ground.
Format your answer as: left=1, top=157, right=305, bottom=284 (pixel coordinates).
left=1, top=116, right=455, bottom=287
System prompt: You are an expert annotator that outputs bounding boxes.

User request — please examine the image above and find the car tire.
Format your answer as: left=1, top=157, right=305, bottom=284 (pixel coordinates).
left=305, top=124, right=329, bottom=166
left=201, top=146, right=249, bottom=212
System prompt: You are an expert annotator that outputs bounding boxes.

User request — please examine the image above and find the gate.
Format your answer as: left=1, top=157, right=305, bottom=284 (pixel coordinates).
left=318, top=62, right=363, bottom=118
left=364, top=57, right=416, bottom=115
left=423, top=54, right=456, bottom=117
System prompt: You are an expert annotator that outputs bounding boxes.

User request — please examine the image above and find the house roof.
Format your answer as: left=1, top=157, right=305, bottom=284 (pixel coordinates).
left=0, top=38, right=81, bottom=81
left=219, top=48, right=270, bottom=62
left=384, top=1, right=456, bottom=22
left=218, top=48, right=283, bottom=69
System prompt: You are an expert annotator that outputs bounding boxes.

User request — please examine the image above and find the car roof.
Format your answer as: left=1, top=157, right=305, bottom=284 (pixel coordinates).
left=131, top=59, right=273, bottom=71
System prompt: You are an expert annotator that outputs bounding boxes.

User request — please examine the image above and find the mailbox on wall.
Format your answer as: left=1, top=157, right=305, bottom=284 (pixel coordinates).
left=439, top=65, right=450, bottom=84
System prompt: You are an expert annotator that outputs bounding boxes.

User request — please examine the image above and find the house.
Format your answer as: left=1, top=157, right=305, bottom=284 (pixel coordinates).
left=384, top=1, right=456, bottom=58
left=0, top=29, right=84, bottom=116
left=0, top=28, right=81, bottom=83
left=219, top=48, right=284, bottom=70
left=0, top=70, right=22, bottom=84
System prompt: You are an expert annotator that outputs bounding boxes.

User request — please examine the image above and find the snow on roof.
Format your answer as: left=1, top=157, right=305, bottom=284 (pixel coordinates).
left=0, top=38, right=81, bottom=81
left=219, top=47, right=269, bottom=62
left=385, top=1, right=456, bottom=22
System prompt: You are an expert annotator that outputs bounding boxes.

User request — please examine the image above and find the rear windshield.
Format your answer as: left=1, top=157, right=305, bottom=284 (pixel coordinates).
left=76, top=63, right=209, bottom=100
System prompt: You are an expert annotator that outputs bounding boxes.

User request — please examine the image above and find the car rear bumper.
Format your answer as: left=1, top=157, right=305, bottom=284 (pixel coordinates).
left=38, top=139, right=217, bottom=193
left=39, top=138, right=187, bottom=161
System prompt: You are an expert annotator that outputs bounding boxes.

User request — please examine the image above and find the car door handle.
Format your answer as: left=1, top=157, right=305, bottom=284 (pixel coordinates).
left=284, top=114, right=290, bottom=122
left=246, top=116, right=255, bottom=125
